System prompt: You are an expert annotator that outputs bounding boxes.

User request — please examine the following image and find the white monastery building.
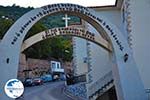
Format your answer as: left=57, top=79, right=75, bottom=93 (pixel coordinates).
left=72, top=0, right=150, bottom=99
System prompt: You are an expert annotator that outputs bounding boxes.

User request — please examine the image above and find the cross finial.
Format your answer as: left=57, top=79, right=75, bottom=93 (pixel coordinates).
left=62, top=14, right=71, bottom=27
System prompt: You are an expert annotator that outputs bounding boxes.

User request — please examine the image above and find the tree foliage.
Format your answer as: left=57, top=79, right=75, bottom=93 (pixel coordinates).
left=49, top=36, right=73, bottom=61
left=0, top=18, right=14, bottom=39
left=0, top=5, right=80, bottom=61
left=23, top=21, right=73, bottom=61
left=23, top=21, right=52, bottom=59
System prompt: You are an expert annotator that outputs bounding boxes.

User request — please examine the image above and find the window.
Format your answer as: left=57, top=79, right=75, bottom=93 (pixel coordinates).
left=57, top=63, right=60, bottom=69
left=52, top=63, right=56, bottom=69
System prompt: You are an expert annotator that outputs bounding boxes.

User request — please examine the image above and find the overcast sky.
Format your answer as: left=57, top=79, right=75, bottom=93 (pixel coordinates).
left=0, top=0, right=116, bottom=8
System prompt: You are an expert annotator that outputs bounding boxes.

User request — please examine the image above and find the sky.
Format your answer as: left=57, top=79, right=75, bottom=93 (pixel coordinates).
left=0, top=0, right=116, bottom=8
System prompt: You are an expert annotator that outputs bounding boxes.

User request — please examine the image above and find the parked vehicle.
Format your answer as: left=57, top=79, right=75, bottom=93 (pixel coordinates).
left=32, top=77, right=43, bottom=86
left=23, top=78, right=33, bottom=87
left=41, top=74, right=53, bottom=82
left=53, top=75, right=59, bottom=81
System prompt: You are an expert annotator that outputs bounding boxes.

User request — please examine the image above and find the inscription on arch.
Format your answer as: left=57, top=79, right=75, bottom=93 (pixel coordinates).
left=42, top=27, right=95, bottom=41
left=10, top=3, right=124, bottom=52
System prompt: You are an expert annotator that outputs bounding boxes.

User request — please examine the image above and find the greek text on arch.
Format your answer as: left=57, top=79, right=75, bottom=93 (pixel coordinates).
left=11, top=11, right=44, bottom=45
left=41, top=3, right=124, bottom=52
left=42, top=28, right=95, bottom=41
left=41, top=4, right=103, bottom=24
left=11, top=4, right=103, bottom=45
left=104, top=23, right=124, bottom=51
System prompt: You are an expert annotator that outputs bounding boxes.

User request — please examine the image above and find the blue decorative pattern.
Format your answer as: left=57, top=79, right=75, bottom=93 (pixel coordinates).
left=66, top=83, right=87, bottom=99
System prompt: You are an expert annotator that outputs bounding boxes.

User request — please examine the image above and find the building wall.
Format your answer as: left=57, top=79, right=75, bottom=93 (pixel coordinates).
left=73, top=37, right=89, bottom=75
left=72, top=8, right=124, bottom=98
left=17, top=53, right=27, bottom=81
left=86, top=9, right=123, bottom=97
left=125, top=0, right=150, bottom=89
left=18, top=54, right=72, bottom=80
left=86, top=24, right=113, bottom=97
left=89, top=0, right=150, bottom=97
left=27, top=58, right=50, bottom=78
left=94, top=9, right=125, bottom=36
left=62, top=61, right=73, bottom=74
left=18, top=55, right=50, bottom=80
left=71, top=1, right=150, bottom=98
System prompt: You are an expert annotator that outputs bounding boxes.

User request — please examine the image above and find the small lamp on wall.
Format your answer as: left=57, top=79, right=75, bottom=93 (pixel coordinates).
left=124, top=53, right=128, bottom=62
left=6, top=58, right=9, bottom=64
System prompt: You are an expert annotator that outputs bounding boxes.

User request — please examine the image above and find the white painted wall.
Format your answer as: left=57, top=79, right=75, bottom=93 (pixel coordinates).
left=71, top=3, right=150, bottom=99
left=94, top=9, right=125, bottom=36
left=72, top=3, right=150, bottom=99
left=73, top=37, right=88, bottom=75
left=85, top=23, right=112, bottom=96
left=73, top=8, right=126, bottom=97
left=85, top=9, right=124, bottom=97
left=129, top=0, right=150, bottom=89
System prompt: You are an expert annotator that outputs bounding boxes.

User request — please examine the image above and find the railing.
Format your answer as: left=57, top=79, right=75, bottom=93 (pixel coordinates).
left=74, top=74, right=87, bottom=83
left=88, top=71, right=114, bottom=97
left=66, top=74, right=87, bottom=85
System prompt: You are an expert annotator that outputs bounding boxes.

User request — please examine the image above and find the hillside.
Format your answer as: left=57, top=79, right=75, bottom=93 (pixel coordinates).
left=0, top=5, right=80, bottom=61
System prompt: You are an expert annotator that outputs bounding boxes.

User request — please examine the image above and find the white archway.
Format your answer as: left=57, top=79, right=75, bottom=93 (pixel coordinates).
left=0, top=3, right=147, bottom=100
left=21, top=27, right=112, bottom=52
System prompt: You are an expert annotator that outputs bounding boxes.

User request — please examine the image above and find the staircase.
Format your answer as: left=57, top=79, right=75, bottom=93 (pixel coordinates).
left=88, top=71, right=114, bottom=100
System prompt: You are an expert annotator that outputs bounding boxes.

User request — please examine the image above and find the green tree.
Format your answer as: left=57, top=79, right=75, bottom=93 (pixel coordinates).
left=25, top=21, right=47, bottom=39
left=0, top=18, right=14, bottom=39
left=49, top=36, right=73, bottom=61
left=0, top=5, right=75, bottom=61
left=23, top=22, right=52, bottom=59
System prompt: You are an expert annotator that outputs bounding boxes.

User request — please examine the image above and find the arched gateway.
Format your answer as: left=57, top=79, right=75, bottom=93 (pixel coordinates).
left=21, top=27, right=112, bottom=52
left=0, top=3, right=147, bottom=100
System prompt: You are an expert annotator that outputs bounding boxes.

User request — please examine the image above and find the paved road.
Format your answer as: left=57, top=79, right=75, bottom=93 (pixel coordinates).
left=17, top=81, right=75, bottom=100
